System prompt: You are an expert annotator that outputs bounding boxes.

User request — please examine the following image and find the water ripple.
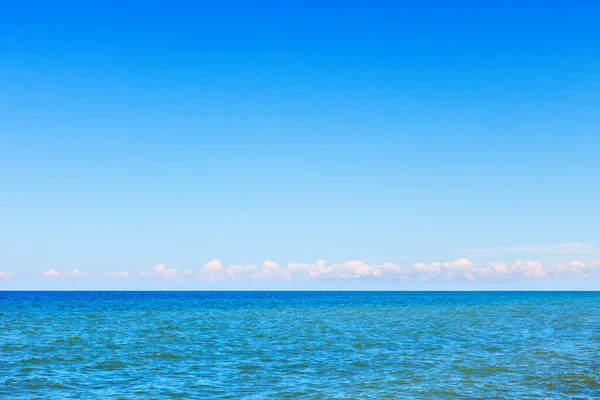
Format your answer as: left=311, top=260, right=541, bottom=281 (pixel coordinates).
left=1, top=291, right=599, bottom=398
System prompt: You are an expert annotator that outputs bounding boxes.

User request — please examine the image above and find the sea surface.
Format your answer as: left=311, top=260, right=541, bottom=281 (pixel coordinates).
left=1, top=292, right=599, bottom=399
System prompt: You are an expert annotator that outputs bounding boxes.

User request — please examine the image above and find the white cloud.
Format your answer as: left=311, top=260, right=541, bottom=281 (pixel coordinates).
left=0, top=270, right=14, bottom=280
left=43, top=269, right=61, bottom=278
left=199, top=260, right=226, bottom=282
left=410, top=258, right=559, bottom=281
left=379, top=262, right=410, bottom=278
left=478, top=262, right=509, bottom=279
left=444, top=258, right=474, bottom=268
left=414, top=258, right=476, bottom=280
left=284, top=260, right=392, bottom=280
left=413, top=262, right=442, bottom=280
left=195, top=259, right=408, bottom=282
left=285, top=259, right=329, bottom=279
left=7, top=256, right=600, bottom=287
left=556, top=259, right=600, bottom=277
left=414, top=262, right=442, bottom=273
left=223, top=260, right=285, bottom=281
left=511, top=260, right=548, bottom=279
left=558, top=260, right=585, bottom=273
left=443, top=258, right=476, bottom=280
left=143, top=264, right=193, bottom=281
left=106, top=271, right=131, bottom=278
left=132, top=257, right=600, bottom=284
left=43, top=269, right=87, bottom=278
left=204, top=260, right=223, bottom=271
left=251, top=260, right=285, bottom=280
left=65, top=269, right=87, bottom=277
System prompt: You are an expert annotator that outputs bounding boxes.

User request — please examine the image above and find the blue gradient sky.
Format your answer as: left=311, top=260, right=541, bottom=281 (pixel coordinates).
left=1, top=1, right=598, bottom=289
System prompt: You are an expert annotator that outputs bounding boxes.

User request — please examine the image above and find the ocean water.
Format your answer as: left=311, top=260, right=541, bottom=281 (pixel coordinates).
left=1, top=292, right=599, bottom=399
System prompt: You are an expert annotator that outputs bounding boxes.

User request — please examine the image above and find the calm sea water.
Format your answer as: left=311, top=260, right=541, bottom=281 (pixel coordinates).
left=1, top=292, right=599, bottom=399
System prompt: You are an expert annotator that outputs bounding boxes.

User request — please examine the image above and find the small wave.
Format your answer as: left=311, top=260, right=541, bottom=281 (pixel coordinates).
left=237, top=364, right=261, bottom=371
left=20, top=357, right=51, bottom=365
left=351, top=361, right=369, bottom=367
left=148, top=353, right=182, bottom=360
left=94, top=360, right=128, bottom=370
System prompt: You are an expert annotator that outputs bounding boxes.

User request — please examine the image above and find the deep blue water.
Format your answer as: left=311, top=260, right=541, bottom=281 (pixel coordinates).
left=1, top=291, right=599, bottom=399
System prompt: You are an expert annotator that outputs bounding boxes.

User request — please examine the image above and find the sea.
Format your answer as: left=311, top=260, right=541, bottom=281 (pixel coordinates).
left=1, top=291, right=598, bottom=399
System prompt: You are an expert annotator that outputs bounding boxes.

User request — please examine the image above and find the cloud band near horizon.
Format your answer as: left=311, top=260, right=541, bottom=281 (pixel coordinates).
left=1, top=258, right=599, bottom=284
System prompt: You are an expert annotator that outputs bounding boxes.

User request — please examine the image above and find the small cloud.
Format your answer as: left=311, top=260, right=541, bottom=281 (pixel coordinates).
left=43, top=269, right=60, bottom=278
left=445, top=258, right=474, bottom=268
left=65, top=269, right=87, bottom=277
left=43, top=269, right=88, bottom=278
left=285, top=260, right=329, bottom=280
left=559, top=260, right=585, bottom=271
left=222, top=260, right=286, bottom=281
left=556, top=260, right=599, bottom=277
left=0, top=270, right=14, bottom=280
left=411, top=257, right=553, bottom=281
left=143, top=264, right=194, bottom=281
left=478, top=262, right=509, bottom=279
left=464, top=273, right=476, bottom=281
left=199, top=259, right=226, bottom=282
left=205, top=259, right=224, bottom=271
left=379, top=262, right=409, bottom=278
left=106, top=271, right=131, bottom=278
left=511, top=260, right=548, bottom=279
left=282, top=260, right=394, bottom=280
left=414, top=262, right=442, bottom=273
left=253, top=260, right=284, bottom=280
left=413, top=259, right=475, bottom=280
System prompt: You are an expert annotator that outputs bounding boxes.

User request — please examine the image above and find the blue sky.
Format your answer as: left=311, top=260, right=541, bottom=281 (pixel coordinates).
left=1, top=1, right=598, bottom=289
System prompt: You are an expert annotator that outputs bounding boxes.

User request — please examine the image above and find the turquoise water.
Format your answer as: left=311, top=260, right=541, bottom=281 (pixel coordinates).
left=1, top=292, right=599, bottom=399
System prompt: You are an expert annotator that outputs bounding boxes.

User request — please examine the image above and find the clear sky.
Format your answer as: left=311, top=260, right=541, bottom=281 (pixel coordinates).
left=1, top=1, right=598, bottom=289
